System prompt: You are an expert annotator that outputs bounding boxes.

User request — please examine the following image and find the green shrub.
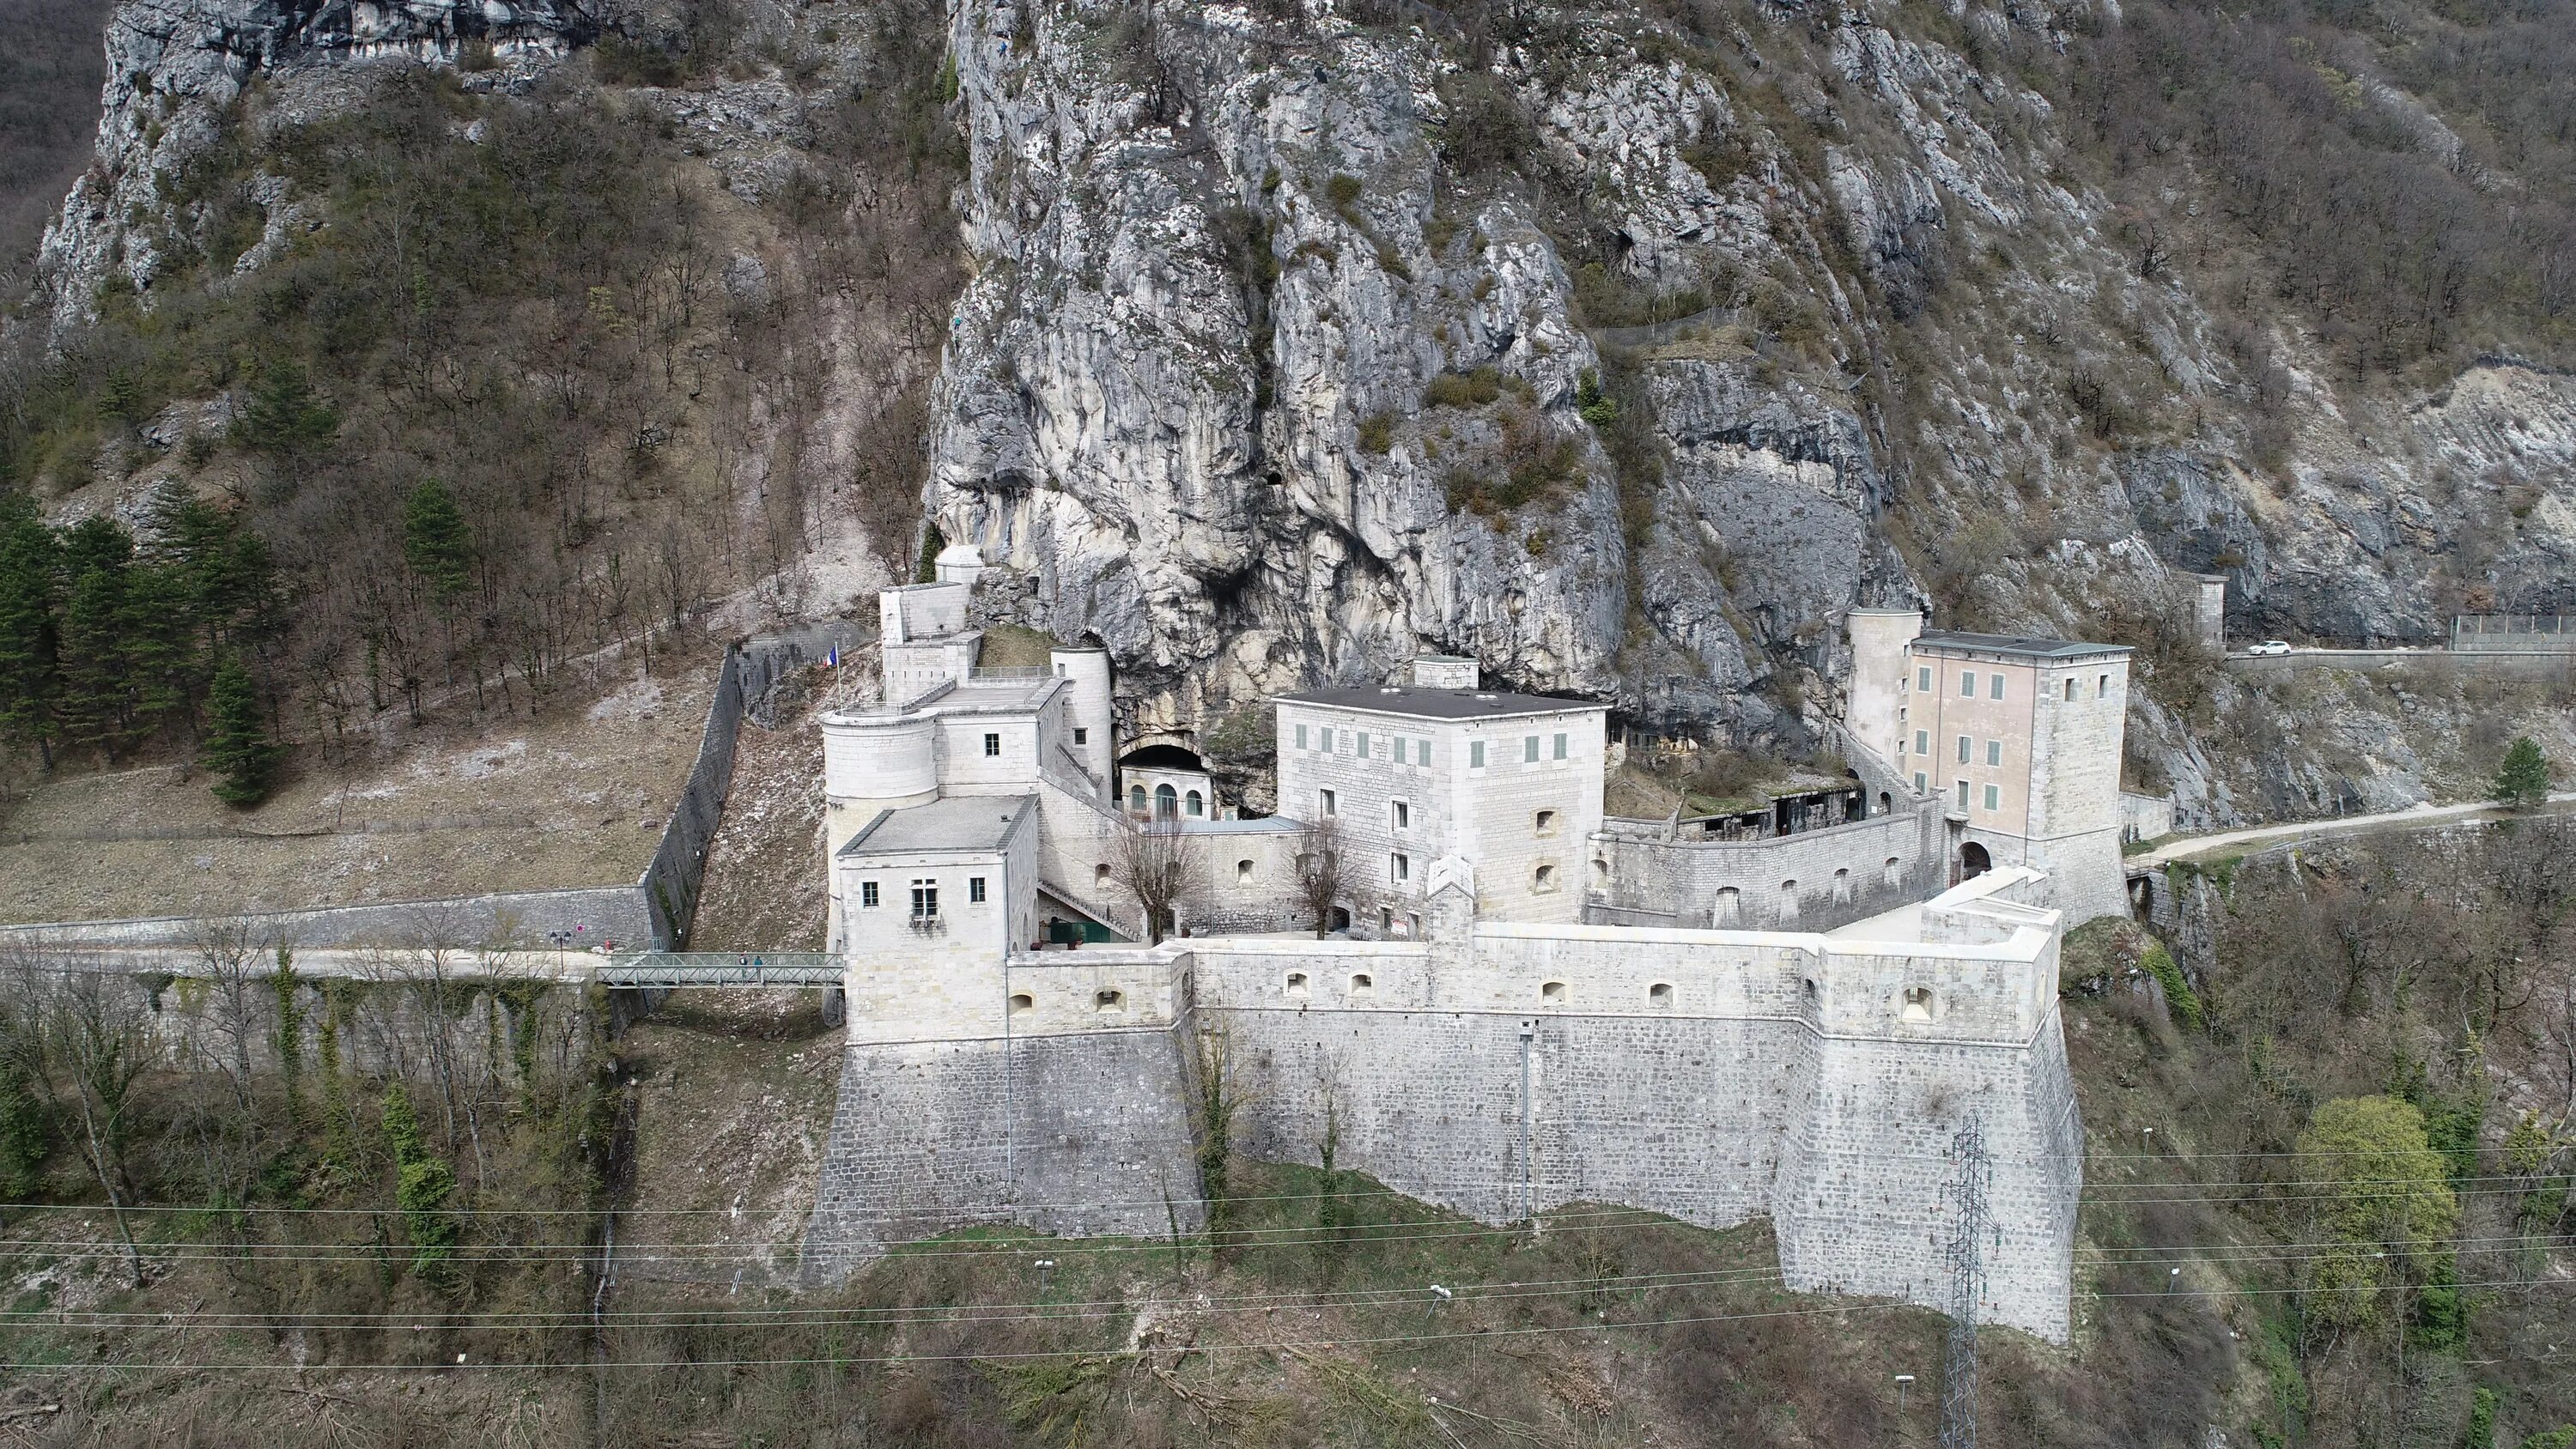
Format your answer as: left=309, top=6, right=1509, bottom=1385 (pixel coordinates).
left=1424, top=367, right=1504, bottom=409
left=2140, top=939, right=2202, bottom=1028
left=1356, top=411, right=1396, bottom=453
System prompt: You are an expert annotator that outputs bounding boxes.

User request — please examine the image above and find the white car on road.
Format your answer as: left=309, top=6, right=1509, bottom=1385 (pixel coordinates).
left=2245, top=640, right=2293, bottom=656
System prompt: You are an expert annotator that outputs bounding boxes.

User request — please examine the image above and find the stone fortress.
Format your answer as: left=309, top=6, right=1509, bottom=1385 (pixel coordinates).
left=805, top=549, right=2126, bottom=1341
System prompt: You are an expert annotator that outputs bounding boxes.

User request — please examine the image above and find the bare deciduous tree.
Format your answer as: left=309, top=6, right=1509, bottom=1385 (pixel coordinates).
left=1291, top=821, right=1353, bottom=939
left=1114, top=818, right=1199, bottom=946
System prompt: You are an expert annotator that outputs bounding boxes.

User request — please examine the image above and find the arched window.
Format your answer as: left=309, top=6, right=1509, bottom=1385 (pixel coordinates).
left=1155, top=784, right=1178, bottom=819
left=1884, top=856, right=1903, bottom=888
left=1960, top=841, right=1991, bottom=881
left=1186, top=790, right=1204, bottom=817
left=1094, top=862, right=1111, bottom=887
left=1589, top=858, right=1610, bottom=888
left=1541, top=980, right=1567, bottom=1002
left=1778, top=880, right=1800, bottom=924
left=1236, top=858, right=1255, bottom=884
left=1903, top=986, right=1935, bottom=1022
left=1533, top=864, right=1558, bottom=893
left=1713, top=887, right=1741, bottom=927
left=1878, top=791, right=1892, bottom=816
left=1096, top=989, right=1126, bottom=1013
left=1285, top=972, right=1309, bottom=997
left=1832, top=867, right=1851, bottom=904
left=1649, top=982, right=1673, bottom=1008
left=1009, top=993, right=1034, bottom=1016
left=1349, top=973, right=1374, bottom=997
left=1127, top=784, right=1147, bottom=815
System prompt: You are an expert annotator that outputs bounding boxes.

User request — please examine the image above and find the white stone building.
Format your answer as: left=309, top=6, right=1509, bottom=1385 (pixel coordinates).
left=808, top=567, right=2129, bottom=1339
left=1274, top=660, right=1610, bottom=934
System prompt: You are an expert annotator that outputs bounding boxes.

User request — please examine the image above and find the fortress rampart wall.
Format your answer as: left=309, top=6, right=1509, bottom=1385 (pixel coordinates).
left=805, top=874, right=2080, bottom=1338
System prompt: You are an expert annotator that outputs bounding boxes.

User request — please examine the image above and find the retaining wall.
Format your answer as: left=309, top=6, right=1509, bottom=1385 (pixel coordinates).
left=0, top=887, right=652, bottom=951
left=640, top=621, right=870, bottom=949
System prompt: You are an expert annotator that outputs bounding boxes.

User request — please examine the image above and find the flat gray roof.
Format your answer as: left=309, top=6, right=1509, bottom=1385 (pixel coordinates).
left=838, top=795, right=1035, bottom=857
left=1277, top=685, right=1608, bottom=721
left=1914, top=630, right=2130, bottom=661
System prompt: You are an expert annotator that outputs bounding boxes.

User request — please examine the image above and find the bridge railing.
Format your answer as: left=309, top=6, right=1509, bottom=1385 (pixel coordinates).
left=594, top=951, right=841, bottom=987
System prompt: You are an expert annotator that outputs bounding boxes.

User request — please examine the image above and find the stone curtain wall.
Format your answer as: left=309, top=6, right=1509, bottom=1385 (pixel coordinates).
left=7, top=621, right=871, bottom=952
left=800, top=1028, right=1201, bottom=1285
left=641, top=622, right=872, bottom=948
left=0, top=888, right=653, bottom=952
left=805, top=905, right=2081, bottom=1338
left=1591, top=803, right=1944, bottom=931
left=0, top=965, right=598, bottom=1082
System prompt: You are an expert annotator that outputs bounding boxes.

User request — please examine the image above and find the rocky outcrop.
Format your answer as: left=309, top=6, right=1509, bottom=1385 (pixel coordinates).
left=29, top=0, right=592, bottom=336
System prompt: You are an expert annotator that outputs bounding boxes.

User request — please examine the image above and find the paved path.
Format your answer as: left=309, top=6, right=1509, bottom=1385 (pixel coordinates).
left=2127, top=791, right=2576, bottom=870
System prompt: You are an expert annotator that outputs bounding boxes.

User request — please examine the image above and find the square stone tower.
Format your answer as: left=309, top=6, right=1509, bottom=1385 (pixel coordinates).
left=1848, top=615, right=2134, bottom=925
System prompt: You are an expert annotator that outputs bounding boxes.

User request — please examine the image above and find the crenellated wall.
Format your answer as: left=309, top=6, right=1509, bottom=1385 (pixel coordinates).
left=804, top=871, right=2081, bottom=1339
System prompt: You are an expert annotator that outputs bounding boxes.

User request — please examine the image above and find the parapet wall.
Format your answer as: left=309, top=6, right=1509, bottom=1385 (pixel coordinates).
left=806, top=873, right=2081, bottom=1338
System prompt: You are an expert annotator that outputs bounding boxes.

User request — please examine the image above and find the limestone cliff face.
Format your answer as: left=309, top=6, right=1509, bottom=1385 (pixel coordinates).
left=918, top=0, right=2576, bottom=819
left=32, top=0, right=595, bottom=336
left=27, top=0, right=2576, bottom=827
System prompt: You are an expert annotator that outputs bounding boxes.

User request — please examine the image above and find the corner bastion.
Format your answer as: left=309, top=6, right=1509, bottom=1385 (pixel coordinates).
left=804, top=866, right=2082, bottom=1341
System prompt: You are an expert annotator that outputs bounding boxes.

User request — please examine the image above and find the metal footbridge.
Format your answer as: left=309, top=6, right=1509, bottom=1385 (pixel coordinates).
left=594, top=951, right=841, bottom=987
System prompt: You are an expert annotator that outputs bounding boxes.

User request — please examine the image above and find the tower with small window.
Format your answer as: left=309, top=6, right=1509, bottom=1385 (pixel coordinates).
left=1846, top=612, right=2132, bottom=924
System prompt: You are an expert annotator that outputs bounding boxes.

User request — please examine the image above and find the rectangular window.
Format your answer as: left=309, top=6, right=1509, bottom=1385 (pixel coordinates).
left=2064, top=678, right=2075, bottom=701
left=1957, top=735, right=1971, bottom=764
left=1417, top=737, right=1431, bottom=767
left=1955, top=779, right=1970, bottom=809
left=909, top=880, right=939, bottom=919
left=1918, top=666, right=1933, bottom=692
left=1990, top=673, right=2005, bottom=700
left=1391, top=801, right=1410, bottom=829
left=982, top=732, right=1001, bottom=758
left=1072, top=727, right=1089, bottom=745
left=1913, top=772, right=1928, bottom=793
left=1320, top=789, right=1336, bottom=817
left=1470, top=740, right=1485, bottom=769
left=1913, top=729, right=1929, bottom=756
left=1296, top=724, right=1309, bottom=749
left=1356, top=731, right=1370, bottom=760
left=1959, top=671, right=1977, bottom=696
left=1552, top=732, right=1568, bottom=761
left=2099, top=673, right=2111, bottom=698
left=860, top=882, right=879, bottom=908
left=1524, top=736, right=1540, bottom=763
left=1391, top=737, right=1406, bottom=764
left=1390, top=853, right=1409, bottom=884
left=1983, top=784, right=2000, bottom=811
left=969, top=876, right=987, bottom=903
left=1986, top=739, right=2002, bottom=767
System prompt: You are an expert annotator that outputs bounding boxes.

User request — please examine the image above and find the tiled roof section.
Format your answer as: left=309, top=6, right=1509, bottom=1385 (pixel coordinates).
left=1911, top=631, right=2131, bottom=660
left=1277, top=685, right=1609, bottom=720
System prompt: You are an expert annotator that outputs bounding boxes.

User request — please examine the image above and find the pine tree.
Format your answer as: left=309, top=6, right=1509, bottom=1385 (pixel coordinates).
left=53, top=518, right=137, bottom=761
left=915, top=520, right=945, bottom=584
left=401, top=479, right=474, bottom=609
left=2494, top=737, right=2550, bottom=810
left=202, top=655, right=281, bottom=807
left=0, top=496, right=61, bottom=767
left=229, top=362, right=340, bottom=460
